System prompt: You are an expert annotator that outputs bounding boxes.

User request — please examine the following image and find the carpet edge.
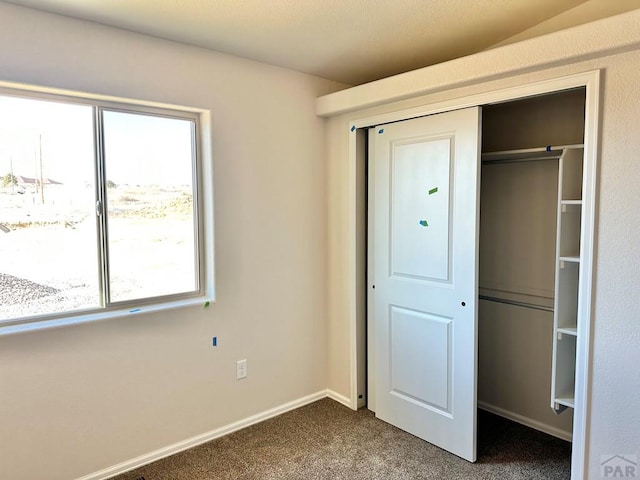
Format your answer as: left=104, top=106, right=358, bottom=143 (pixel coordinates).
left=478, top=400, right=573, bottom=442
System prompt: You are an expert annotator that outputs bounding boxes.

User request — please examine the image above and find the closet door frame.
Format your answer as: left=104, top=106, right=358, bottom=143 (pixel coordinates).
left=346, top=70, right=600, bottom=480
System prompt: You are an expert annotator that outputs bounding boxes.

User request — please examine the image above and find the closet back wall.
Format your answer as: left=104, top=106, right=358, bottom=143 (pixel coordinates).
left=482, top=90, right=586, bottom=151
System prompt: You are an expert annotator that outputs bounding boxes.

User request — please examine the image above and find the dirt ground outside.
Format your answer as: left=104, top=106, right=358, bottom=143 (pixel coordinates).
left=0, top=184, right=196, bottom=321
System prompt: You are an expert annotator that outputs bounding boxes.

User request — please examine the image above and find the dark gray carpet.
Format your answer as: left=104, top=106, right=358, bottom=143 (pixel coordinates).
left=111, top=398, right=571, bottom=480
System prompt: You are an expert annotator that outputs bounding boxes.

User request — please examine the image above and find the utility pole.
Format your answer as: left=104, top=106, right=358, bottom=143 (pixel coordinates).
left=39, top=134, right=45, bottom=204
left=34, top=151, right=38, bottom=195
left=9, top=156, right=14, bottom=194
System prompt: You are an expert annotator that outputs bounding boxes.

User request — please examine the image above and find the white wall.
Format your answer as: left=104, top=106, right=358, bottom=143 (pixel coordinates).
left=322, top=12, right=640, bottom=479
left=0, top=3, right=346, bottom=480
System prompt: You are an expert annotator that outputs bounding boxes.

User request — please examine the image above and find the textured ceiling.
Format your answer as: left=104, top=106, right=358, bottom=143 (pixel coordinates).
left=4, top=0, right=639, bottom=85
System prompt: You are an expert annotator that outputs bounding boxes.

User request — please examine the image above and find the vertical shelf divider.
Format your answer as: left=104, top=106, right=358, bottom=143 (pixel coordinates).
left=551, top=146, right=584, bottom=414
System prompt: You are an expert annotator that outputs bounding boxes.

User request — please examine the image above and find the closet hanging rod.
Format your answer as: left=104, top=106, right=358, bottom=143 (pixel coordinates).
left=479, top=294, right=554, bottom=313
left=482, top=154, right=559, bottom=165
left=483, top=144, right=584, bottom=157
left=481, top=144, right=584, bottom=165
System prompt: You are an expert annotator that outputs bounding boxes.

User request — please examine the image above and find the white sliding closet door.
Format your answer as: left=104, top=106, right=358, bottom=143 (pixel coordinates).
left=370, top=107, right=481, bottom=462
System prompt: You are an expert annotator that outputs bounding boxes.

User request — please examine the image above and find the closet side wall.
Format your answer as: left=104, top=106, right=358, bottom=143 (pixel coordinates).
left=478, top=90, right=585, bottom=438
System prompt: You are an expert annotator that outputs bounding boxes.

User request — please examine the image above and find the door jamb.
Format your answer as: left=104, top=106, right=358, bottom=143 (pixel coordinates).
left=345, top=70, right=600, bottom=480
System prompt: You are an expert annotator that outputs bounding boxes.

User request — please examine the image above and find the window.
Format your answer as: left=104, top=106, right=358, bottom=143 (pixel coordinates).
left=0, top=90, right=206, bottom=328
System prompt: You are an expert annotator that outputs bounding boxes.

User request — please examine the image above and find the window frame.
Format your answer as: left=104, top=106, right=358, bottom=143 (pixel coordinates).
left=0, top=83, right=214, bottom=335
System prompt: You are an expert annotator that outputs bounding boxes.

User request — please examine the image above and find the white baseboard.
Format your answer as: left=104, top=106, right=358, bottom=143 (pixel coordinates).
left=478, top=401, right=572, bottom=442
left=75, top=390, right=328, bottom=480
left=326, top=389, right=353, bottom=409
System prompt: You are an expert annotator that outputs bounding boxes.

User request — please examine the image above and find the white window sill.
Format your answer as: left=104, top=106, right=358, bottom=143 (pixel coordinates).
left=0, top=296, right=213, bottom=337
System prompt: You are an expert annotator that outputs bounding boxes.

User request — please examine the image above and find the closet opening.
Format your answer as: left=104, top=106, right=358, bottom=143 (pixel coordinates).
left=477, top=87, right=586, bottom=469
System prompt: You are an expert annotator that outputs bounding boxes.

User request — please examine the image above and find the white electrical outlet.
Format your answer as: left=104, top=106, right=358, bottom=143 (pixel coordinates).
left=236, top=359, right=247, bottom=379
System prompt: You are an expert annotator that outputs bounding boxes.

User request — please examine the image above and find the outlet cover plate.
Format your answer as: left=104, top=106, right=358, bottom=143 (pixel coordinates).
left=236, top=359, right=247, bottom=379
